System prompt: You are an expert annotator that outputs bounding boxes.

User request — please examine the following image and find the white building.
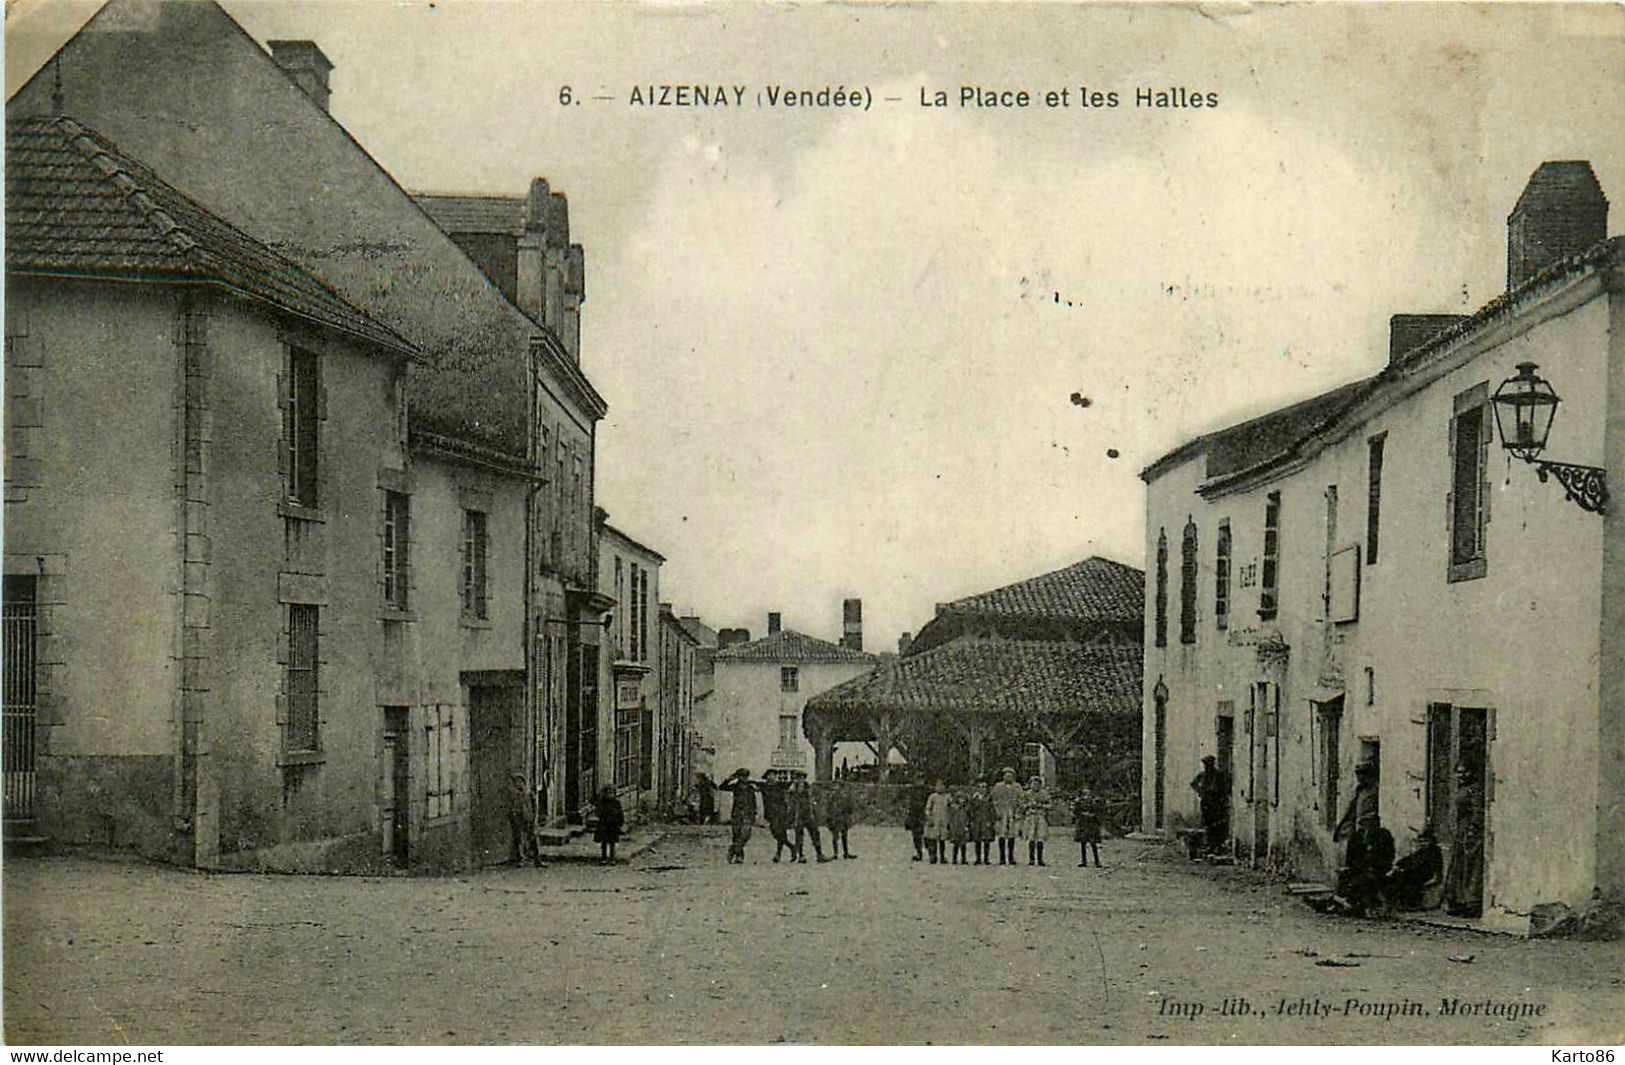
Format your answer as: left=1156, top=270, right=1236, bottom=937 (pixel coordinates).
left=703, top=612, right=874, bottom=817
left=1141, top=161, right=1623, bottom=931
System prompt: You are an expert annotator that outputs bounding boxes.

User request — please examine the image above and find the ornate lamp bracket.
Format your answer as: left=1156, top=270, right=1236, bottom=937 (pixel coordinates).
left=1525, top=457, right=1608, bottom=515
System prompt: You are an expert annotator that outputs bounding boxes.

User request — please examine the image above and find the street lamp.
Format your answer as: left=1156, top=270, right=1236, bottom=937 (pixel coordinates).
left=1489, top=362, right=1607, bottom=515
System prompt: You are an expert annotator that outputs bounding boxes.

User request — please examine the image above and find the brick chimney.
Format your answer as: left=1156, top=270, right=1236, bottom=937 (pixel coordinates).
left=516, top=179, right=586, bottom=363
left=1388, top=313, right=1467, bottom=366
left=1507, top=161, right=1608, bottom=290
left=767, top=612, right=782, bottom=636
left=841, top=598, right=863, bottom=651
left=267, top=40, right=333, bottom=113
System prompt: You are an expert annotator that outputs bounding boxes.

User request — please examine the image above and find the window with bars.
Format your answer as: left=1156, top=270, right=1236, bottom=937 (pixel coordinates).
left=461, top=510, right=488, bottom=619
left=1366, top=434, right=1385, bottom=566
left=425, top=704, right=455, bottom=819
left=1180, top=518, right=1198, bottom=644
left=1260, top=492, right=1281, bottom=620
left=1215, top=519, right=1232, bottom=630
left=781, top=666, right=799, bottom=692
left=383, top=491, right=410, bottom=610
left=1154, top=529, right=1168, bottom=648
left=286, top=604, right=319, bottom=752
left=285, top=348, right=320, bottom=507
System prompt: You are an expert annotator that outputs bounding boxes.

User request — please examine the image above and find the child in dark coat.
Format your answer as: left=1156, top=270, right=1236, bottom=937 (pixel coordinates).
left=594, top=786, right=625, bottom=865
left=947, top=790, right=971, bottom=865
left=1072, top=788, right=1103, bottom=867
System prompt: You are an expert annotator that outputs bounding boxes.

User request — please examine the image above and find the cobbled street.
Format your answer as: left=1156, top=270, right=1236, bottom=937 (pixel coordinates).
left=4, top=828, right=1620, bottom=1045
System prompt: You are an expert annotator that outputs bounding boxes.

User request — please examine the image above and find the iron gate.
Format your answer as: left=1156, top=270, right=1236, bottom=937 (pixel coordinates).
left=4, top=575, right=38, bottom=822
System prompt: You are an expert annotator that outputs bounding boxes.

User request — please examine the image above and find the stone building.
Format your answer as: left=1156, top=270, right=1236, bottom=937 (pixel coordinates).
left=704, top=612, right=875, bottom=817
left=595, top=518, right=664, bottom=818
left=4, top=0, right=607, bottom=869
left=658, top=604, right=702, bottom=813
left=1140, top=161, right=1622, bottom=930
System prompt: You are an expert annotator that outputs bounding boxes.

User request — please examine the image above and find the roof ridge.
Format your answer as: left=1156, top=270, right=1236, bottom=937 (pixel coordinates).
left=51, top=116, right=203, bottom=262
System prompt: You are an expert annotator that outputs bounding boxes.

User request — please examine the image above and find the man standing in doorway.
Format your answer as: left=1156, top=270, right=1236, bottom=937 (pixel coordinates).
left=1190, top=754, right=1231, bottom=855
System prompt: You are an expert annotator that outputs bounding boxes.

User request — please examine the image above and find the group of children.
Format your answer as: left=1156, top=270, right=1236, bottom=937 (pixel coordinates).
left=913, top=768, right=1104, bottom=868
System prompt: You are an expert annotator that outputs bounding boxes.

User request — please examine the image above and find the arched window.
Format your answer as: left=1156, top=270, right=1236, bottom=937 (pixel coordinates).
left=1154, top=529, right=1168, bottom=648
left=1180, top=518, right=1198, bottom=644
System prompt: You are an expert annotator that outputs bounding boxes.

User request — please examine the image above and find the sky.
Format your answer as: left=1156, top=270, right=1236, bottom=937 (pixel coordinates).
left=8, top=1, right=1625, bottom=650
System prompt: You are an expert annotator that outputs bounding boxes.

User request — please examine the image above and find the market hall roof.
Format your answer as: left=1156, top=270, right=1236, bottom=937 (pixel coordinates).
left=713, top=629, right=877, bottom=665
left=805, top=639, right=1142, bottom=721
left=5, top=116, right=417, bottom=360
left=932, top=556, right=1143, bottom=626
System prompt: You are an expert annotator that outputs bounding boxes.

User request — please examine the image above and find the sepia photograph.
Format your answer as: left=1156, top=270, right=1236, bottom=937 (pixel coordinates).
left=2, top=0, right=1623, bottom=1048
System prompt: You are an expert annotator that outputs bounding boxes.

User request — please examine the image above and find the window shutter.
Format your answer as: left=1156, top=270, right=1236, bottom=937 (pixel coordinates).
left=1476, top=406, right=1491, bottom=554
left=1445, top=408, right=1457, bottom=546
left=276, top=373, right=291, bottom=482
left=317, top=385, right=329, bottom=422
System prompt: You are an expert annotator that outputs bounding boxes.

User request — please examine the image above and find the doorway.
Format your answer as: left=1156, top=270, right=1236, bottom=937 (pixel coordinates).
left=1215, top=703, right=1235, bottom=845
left=382, top=707, right=410, bottom=867
left=469, top=683, right=524, bottom=867
left=1428, top=703, right=1489, bottom=912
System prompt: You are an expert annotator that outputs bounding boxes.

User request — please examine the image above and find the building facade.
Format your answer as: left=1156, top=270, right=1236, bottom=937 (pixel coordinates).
left=705, top=613, right=875, bottom=817
left=1140, top=161, right=1623, bottom=929
left=595, top=519, right=665, bottom=817
left=5, top=0, right=608, bottom=869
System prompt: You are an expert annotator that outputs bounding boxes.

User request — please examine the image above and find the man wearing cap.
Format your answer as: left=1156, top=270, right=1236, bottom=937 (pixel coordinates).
left=717, top=768, right=759, bottom=864
left=507, top=772, right=544, bottom=868
left=1190, top=754, right=1231, bottom=855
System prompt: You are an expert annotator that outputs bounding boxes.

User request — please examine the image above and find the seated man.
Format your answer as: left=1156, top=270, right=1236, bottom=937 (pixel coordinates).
left=1335, top=820, right=1395, bottom=917
left=1385, top=824, right=1444, bottom=910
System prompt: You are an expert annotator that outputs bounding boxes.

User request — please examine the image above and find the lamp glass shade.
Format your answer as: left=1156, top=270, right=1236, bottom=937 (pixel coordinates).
left=1491, top=362, right=1559, bottom=460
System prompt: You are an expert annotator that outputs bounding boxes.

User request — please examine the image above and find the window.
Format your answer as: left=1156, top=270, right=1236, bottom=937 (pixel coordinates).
left=1179, top=518, right=1198, bottom=644
left=628, top=563, right=642, bottom=661
left=781, top=666, right=800, bottom=692
left=286, top=604, right=319, bottom=752
left=1259, top=492, right=1281, bottom=620
left=425, top=704, right=455, bottom=819
left=285, top=348, right=320, bottom=506
left=1449, top=391, right=1490, bottom=581
left=615, top=709, right=639, bottom=789
left=383, top=491, right=410, bottom=610
left=639, top=566, right=651, bottom=663
left=1154, top=529, right=1168, bottom=648
left=461, top=510, right=488, bottom=619
left=1366, top=434, right=1385, bottom=565
left=1215, top=520, right=1232, bottom=630
left=614, top=557, right=625, bottom=654
left=779, top=714, right=799, bottom=748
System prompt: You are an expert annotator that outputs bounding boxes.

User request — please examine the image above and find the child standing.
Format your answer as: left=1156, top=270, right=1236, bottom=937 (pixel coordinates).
left=923, top=779, right=951, bottom=864
left=1072, top=788, right=1103, bottom=867
left=947, top=789, right=970, bottom=865
left=967, top=779, right=996, bottom=865
left=1022, top=777, right=1051, bottom=866
left=593, top=786, right=625, bottom=865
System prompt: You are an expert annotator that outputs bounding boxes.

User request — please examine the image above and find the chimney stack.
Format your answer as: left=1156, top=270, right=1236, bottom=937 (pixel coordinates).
left=717, top=628, right=752, bottom=650
left=267, top=40, right=333, bottom=113
left=898, top=632, right=913, bottom=656
left=841, top=598, right=863, bottom=651
left=1387, top=313, right=1467, bottom=366
left=767, top=612, right=782, bottom=636
left=1507, top=161, right=1608, bottom=290
left=518, top=178, right=586, bottom=362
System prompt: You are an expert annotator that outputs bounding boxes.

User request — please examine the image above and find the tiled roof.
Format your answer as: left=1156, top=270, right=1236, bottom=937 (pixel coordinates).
left=713, top=629, right=876, bottom=665
left=806, top=639, right=1142, bottom=719
left=936, top=557, right=1145, bottom=626
left=5, top=116, right=416, bottom=358
left=1140, top=377, right=1373, bottom=484
left=678, top=616, right=719, bottom=649
left=413, top=194, right=526, bottom=235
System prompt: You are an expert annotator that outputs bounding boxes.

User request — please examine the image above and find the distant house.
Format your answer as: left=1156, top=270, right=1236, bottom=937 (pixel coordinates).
left=1140, top=161, right=1622, bottom=929
left=806, top=557, right=1143, bottom=818
left=595, top=517, right=664, bottom=816
left=706, top=612, right=875, bottom=816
